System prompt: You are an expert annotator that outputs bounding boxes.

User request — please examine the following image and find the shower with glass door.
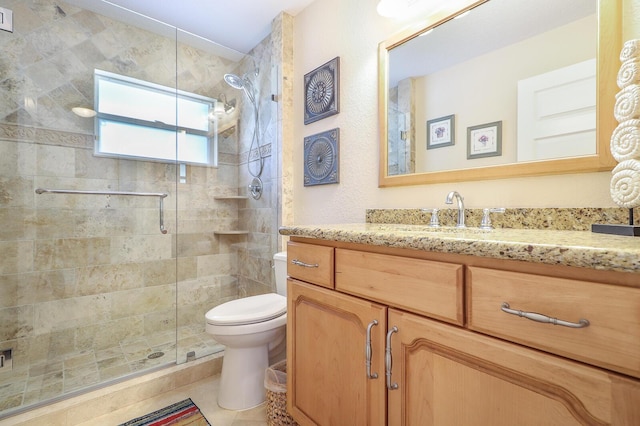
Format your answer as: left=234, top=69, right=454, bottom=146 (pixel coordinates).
left=0, top=0, right=278, bottom=418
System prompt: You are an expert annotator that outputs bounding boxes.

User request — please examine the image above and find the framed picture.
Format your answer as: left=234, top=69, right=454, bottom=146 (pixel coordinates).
left=426, top=114, right=455, bottom=149
left=304, top=128, right=339, bottom=186
left=304, top=57, right=340, bottom=124
left=467, top=121, right=502, bottom=159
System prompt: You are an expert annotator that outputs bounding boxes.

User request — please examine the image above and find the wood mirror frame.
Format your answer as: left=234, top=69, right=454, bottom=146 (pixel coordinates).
left=378, top=0, right=622, bottom=187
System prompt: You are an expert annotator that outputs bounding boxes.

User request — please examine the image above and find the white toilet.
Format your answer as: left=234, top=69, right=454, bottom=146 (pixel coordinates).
left=205, top=251, right=288, bottom=410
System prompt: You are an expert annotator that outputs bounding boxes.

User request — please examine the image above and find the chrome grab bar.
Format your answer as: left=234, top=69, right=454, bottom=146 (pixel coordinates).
left=385, top=326, right=398, bottom=390
left=35, top=188, right=169, bottom=234
left=365, top=320, right=378, bottom=379
left=501, top=303, right=590, bottom=329
left=291, top=259, right=319, bottom=268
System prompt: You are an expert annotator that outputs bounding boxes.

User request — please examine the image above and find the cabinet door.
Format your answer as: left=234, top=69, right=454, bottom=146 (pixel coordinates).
left=288, top=279, right=387, bottom=426
left=387, top=309, right=640, bottom=426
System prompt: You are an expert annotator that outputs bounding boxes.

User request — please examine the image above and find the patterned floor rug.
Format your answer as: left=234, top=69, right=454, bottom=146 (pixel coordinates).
left=119, top=398, right=211, bottom=426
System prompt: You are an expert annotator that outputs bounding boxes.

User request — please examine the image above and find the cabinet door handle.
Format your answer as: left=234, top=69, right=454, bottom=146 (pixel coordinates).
left=501, top=302, right=590, bottom=328
left=385, top=326, right=399, bottom=390
left=291, top=259, right=319, bottom=268
left=365, top=320, right=378, bottom=379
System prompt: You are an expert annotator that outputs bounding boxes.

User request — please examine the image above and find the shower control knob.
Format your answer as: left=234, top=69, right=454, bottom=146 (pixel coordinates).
left=248, top=177, right=263, bottom=200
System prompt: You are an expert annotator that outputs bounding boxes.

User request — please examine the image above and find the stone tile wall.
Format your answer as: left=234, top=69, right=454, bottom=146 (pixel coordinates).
left=0, top=0, right=284, bottom=414
left=233, top=13, right=292, bottom=298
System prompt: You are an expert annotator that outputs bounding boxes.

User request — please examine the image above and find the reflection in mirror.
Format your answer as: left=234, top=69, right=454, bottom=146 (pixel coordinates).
left=379, top=0, right=620, bottom=186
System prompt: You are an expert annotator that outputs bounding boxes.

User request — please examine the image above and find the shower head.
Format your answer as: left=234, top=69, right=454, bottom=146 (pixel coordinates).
left=217, top=93, right=236, bottom=114
left=224, top=72, right=257, bottom=107
left=224, top=73, right=245, bottom=90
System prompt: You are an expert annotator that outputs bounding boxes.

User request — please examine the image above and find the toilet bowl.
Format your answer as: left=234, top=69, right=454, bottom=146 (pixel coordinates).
left=205, top=251, right=288, bottom=410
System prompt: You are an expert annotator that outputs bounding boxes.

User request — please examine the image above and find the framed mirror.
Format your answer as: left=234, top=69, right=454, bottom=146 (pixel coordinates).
left=378, top=0, right=621, bottom=187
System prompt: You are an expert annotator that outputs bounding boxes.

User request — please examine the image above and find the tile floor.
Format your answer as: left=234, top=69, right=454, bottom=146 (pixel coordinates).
left=0, top=325, right=222, bottom=415
left=1, top=355, right=270, bottom=426
left=78, top=374, right=268, bottom=426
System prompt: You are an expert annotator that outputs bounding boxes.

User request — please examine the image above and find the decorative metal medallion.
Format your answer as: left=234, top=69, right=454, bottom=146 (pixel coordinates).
left=304, top=57, right=340, bottom=124
left=304, top=128, right=339, bottom=186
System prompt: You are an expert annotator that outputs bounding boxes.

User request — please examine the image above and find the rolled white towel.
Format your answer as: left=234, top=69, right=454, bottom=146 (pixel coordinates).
left=614, top=85, right=640, bottom=122
left=618, top=60, right=640, bottom=89
left=610, top=159, right=640, bottom=208
left=620, top=39, right=640, bottom=62
left=610, top=119, right=640, bottom=161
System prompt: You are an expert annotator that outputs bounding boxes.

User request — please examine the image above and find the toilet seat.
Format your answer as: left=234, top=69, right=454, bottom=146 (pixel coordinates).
left=205, top=293, right=286, bottom=326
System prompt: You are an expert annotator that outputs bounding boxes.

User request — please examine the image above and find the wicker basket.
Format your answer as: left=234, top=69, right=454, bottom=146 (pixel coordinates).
left=265, top=360, right=298, bottom=426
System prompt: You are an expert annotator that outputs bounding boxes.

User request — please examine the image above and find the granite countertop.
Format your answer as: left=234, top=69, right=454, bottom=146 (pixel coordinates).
left=279, top=223, right=640, bottom=274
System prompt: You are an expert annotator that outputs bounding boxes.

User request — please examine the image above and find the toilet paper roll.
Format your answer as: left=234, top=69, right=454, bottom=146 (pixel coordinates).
left=620, top=39, right=640, bottom=62
left=618, top=60, right=640, bottom=89
left=610, top=159, right=640, bottom=209
left=610, top=119, right=640, bottom=161
left=614, top=85, right=640, bottom=122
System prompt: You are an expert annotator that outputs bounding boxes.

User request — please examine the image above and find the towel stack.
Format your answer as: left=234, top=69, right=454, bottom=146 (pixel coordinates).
left=611, top=40, right=640, bottom=208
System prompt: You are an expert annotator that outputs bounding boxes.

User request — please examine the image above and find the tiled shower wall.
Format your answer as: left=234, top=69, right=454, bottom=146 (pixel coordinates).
left=234, top=14, right=289, bottom=297
left=0, top=0, right=285, bottom=415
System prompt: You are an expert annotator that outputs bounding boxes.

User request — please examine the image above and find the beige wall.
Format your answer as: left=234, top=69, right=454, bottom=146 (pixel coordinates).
left=292, top=0, right=624, bottom=225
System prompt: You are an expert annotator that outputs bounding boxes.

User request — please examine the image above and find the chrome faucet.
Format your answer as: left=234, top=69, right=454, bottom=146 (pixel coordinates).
left=445, top=191, right=465, bottom=227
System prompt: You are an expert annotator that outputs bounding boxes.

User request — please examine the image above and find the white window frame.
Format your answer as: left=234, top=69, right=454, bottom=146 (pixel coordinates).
left=94, top=69, right=218, bottom=166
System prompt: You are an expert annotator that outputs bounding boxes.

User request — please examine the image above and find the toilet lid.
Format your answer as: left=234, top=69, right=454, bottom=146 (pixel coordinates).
left=205, top=293, right=287, bottom=326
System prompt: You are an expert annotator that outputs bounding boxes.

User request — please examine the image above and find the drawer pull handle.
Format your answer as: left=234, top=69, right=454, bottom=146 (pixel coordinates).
left=385, top=326, right=399, bottom=390
left=501, top=303, right=590, bottom=329
left=291, top=259, right=319, bottom=268
left=365, top=320, right=378, bottom=379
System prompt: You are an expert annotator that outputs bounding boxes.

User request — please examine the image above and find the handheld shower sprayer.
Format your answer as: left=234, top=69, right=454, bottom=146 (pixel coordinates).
left=223, top=73, right=257, bottom=107
left=223, top=69, right=265, bottom=191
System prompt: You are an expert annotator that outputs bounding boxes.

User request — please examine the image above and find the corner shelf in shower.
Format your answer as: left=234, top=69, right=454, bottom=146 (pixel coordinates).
left=214, top=195, right=249, bottom=234
left=214, top=230, right=250, bottom=235
left=213, top=195, right=249, bottom=234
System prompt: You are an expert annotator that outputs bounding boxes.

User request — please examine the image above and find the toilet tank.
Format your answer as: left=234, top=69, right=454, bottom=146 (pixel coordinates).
left=273, top=251, right=288, bottom=296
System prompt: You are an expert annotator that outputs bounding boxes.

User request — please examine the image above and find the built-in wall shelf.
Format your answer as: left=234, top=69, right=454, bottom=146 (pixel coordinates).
left=214, top=230, right=249, bottom=235
left=214, top=196, right=249, bottom=200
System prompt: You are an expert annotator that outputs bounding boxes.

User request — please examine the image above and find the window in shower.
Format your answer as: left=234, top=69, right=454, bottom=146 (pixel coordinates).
left=94, top=69, right=218, bottom=166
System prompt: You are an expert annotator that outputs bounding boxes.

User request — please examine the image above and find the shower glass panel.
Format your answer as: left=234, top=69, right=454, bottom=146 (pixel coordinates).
left=0, top=0, right=282, bottom=419
left=0, top=0, right=225, bottom=418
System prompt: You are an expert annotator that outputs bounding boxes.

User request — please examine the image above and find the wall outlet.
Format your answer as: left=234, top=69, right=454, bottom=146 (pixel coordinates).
left=0, top=349, right=12, bottom=371
left=0, top=7, right=14, bottom=33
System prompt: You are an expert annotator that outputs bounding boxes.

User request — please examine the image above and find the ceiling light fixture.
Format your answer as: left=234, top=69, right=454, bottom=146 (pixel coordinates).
left=376, top=0, right=401, bottom=18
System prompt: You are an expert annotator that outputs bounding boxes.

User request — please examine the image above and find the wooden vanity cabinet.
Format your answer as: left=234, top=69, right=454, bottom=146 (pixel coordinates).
left=287, top=241, right=335, bottom=289
left=286, top=239, right=640, bottom=425
left=387, top=309, right=640, bottom=425
left=466, top=266, right=640, bottom=379
left=287, top=279, right=387, bottom=426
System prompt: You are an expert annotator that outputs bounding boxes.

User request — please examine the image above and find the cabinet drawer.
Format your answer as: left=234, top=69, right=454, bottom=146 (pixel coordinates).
left=287, top=241, right=334, bottom=289
left=335, top=249, right=464, bottom=325
left=467, top=266, right=640, bottom=378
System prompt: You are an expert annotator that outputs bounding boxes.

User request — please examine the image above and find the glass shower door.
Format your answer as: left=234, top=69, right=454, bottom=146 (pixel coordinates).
left=0, top=0, right=179, bottom=416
